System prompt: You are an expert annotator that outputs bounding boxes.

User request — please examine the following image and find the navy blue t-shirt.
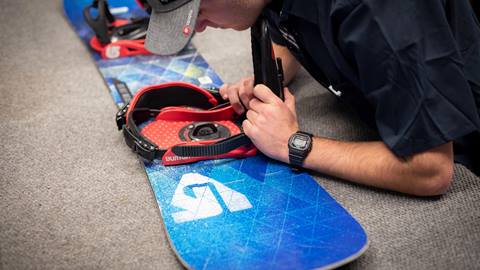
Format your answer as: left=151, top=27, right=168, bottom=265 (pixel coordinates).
left=265, top=0, right=480, bottom=174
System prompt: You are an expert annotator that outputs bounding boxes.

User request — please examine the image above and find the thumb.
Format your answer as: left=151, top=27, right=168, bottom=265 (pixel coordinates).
left=283, top=87, right=296, bottom=114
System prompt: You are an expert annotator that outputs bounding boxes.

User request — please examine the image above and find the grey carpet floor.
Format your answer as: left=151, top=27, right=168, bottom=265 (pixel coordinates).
left=1, top=0, right=479, bottom=269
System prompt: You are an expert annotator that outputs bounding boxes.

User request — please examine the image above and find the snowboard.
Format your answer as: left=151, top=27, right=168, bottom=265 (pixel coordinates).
left=63, top=0, right=369, bottom=269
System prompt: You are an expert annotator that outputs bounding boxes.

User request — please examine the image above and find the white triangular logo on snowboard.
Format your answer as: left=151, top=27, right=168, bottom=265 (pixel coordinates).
left=171, top=173, right=253, bottom=223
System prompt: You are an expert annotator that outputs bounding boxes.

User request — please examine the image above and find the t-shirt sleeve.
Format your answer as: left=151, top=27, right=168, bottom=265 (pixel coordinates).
left=334, top=0, right=480, bottom=156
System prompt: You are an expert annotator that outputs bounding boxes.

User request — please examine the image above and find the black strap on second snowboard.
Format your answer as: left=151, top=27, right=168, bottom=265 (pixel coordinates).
left=83, top=0, right=115, bottom=44
left=84, top=0, right=149, bottom=44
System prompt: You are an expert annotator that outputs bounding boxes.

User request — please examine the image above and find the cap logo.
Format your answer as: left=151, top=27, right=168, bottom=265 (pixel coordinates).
left=182, top=9, right=194, bottom=36
left=183, top=25, right=191, bottom=36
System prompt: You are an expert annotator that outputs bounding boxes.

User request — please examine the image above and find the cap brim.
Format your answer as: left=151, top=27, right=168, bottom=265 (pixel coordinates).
left=145, top=0, right=200, bottom=55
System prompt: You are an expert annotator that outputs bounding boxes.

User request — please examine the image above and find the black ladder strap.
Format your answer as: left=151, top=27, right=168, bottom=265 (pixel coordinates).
left=171, top=133, right=252, bottom=157
left=83, top=0, right=115, bottom=44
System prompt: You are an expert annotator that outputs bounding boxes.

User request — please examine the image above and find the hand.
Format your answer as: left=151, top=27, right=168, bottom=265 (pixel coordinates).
left=219, top=76, right=254, bottom=114
left=242, top=85, right=298, bottom=163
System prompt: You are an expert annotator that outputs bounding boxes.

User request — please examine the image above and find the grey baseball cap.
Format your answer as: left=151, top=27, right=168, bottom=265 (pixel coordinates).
left=145, top=0, right=201, bottom=55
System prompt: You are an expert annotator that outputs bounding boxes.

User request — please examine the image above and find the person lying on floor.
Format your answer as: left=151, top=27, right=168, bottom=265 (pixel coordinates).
left=144, top=0, right=480, bottom=196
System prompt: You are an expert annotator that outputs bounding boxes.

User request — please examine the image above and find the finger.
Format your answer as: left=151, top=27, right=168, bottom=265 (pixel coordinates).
left=253, top=84, right=281, bottom=105
left=248, top=98, right=267, bottom=113
left=246, top=109, right=259, bottom=124
left=242, top=119, right=254, bottom=138
left=219, top=84, right=229, bottom=100
left=239, top=78, right=254, bottom=110
left=227, top=86, right=244, bottom=114
left=283, top=87, right=296, bottom=113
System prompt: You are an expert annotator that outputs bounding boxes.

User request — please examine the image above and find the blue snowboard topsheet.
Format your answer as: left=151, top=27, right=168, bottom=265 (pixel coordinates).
left=64, top=1, right=368, bottom=269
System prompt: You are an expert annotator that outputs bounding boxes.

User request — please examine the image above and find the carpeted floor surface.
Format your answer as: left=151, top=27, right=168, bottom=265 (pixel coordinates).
left=1, top=1, right=479, bottom=269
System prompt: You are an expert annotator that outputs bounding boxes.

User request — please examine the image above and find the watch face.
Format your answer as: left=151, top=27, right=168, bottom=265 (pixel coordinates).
left=292, top=134, right=310, bottom=150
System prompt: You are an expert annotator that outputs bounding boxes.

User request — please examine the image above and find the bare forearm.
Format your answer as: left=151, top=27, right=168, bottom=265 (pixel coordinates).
left=303, top=138, right=454, bottom=196
left=272, top=42, right=300, bottom=85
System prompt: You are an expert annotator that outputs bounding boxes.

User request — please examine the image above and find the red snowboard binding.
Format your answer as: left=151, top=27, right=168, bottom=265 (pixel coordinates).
left=115, top=82, right=257, bottom=165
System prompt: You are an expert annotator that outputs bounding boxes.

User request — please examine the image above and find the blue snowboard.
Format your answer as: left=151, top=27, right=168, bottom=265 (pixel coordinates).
left=64, top=1, right=369, bottom=269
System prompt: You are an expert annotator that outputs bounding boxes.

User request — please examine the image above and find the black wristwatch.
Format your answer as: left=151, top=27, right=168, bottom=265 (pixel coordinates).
left=288, top=131, right=313, bottom=168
